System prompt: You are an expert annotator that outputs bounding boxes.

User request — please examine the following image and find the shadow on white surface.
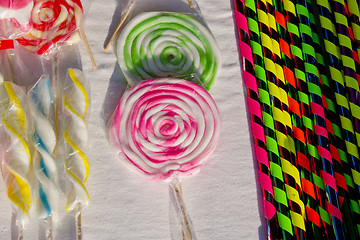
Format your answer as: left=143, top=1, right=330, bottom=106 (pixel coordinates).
left=100, top=64, right=128, bottom=130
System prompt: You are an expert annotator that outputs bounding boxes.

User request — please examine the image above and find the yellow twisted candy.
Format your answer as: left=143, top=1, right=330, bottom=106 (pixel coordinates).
left=0, top=82, right=31, bottom=219
left=63, top=68, right=89, bottom=212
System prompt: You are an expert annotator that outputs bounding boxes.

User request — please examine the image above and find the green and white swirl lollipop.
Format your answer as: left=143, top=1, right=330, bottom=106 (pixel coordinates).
left=116, top=12, right=221, bottom=90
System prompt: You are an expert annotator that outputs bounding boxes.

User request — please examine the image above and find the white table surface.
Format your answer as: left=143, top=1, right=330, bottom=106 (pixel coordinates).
left=0, top=0, right=264, bottom=239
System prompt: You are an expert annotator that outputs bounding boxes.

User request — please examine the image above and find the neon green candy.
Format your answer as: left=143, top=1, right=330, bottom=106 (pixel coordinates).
left=116, top=12, right=221, bottom=90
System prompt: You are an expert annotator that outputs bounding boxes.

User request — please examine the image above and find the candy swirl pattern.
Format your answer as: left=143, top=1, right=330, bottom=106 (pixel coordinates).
left=63, top=68, right=89, bottom=212
left=28, top=77, right=58, bottom=220
left=116, top=12, right=221, bottom=90
left=16, top=0, right=83, bottom=55
left=0, top=82, right=31, bottom=222
left=109, top=78, right=221, bottom=180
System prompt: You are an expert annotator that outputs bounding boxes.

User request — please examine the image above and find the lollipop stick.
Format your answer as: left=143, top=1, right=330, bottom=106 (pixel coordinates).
left=46, top=215, right=53, bottom=240
left=188, top=0, right=194, bottom=8
left=5, top=52, right=15, bottom=83
left=79, top=28, right=97, bottom=70
left=18, top=223, right=24, bottom=240
left=169, top=178, right=196, bottom=240
left=53, top=54, right=60, bottom=157
left=104, top=0, right=137, bottom=52
left=76, top=203, right=82, bottom=240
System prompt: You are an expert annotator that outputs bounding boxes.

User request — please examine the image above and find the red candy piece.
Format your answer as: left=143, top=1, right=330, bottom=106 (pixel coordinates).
left=16, top=0, right=83, bottom=55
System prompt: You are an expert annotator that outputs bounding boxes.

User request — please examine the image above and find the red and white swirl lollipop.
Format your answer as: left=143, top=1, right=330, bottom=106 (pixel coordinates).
left=109, top=78, right=220, bottom=180
left=16, top=0, right=83, bottom=55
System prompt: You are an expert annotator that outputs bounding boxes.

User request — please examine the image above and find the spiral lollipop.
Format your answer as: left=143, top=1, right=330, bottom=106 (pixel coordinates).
left=109, top=78, right=220, bottom=239
left=110, top=78, right=220, bottom=179
left=63, top=68, right=89, bottom=239
left=116, top=12, right=221, bottom=90
left=28, top=77, right=58, bottom=239
left=0, top=81, right=31, bottom=237
left=16, top=0, right=83, bottom=55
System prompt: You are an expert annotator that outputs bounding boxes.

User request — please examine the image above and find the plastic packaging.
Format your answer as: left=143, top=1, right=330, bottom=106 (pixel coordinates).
left=0, top=0, right=33, bottom=37
left=111, top=0, right=221, bottom=90
left=62, top=68, right=90, bottom=214
left=27, top=76, right=61, bottom=229
left=109, top=78, right=220, bottom=239
left=15, top=0, right=85, bottom=56
left=0, top=80, right=33, bottom=237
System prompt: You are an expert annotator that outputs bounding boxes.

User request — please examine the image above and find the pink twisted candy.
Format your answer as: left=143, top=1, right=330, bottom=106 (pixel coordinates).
left=16, top=0, right=83, bottom=54
left=109, top=78, right=221, bottom=180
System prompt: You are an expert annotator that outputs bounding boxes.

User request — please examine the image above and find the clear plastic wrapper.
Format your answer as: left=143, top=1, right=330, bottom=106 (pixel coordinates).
left=0, top=80, right=33, bottom=237
left=0, top=0, right=33, bottom=37
left=61, top=68, right=90, bottom=239
left=108, top=78, right=221, bottom=240
left=0, top=40, right=46, bottom=89
left=27, top=75, right=64, bottom=239
left=13, top=0, right=92, bottom=57
left=109, top=0, right=221, bottom=90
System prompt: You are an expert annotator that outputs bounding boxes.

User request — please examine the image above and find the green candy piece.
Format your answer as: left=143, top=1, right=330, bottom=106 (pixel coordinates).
left=116, top=12, right=221, bottom=90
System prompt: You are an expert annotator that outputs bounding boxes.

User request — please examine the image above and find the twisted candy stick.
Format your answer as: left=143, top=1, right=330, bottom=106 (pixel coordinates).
left=16, top=0, right=83, bottom=55
left=116, top=12, right=221, bottom=90
left=0, top=81, right=31, bottom=233
left=110, top=78, right=220, bottom=179
left=308, top=3, right=360, bottom=237
left=244, top=0, right=294, bottom=238
left=28, top=77, right=58, bottom=224
left=254, top=0, right=306, bottom=237
left=273, top=0, right=324, bottom=237
left=345, top=0, right=360, bottom=63
left=232, top=0, right=279, bottom=239
left=63, top=68, right=89, bottom=214
left=294, top=0, right=348, bottom=238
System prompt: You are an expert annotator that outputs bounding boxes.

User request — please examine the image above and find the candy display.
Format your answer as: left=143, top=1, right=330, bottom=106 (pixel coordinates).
left=116, top=12, right=221, bottom=90
left=244, top=0, right=297, bottom=238
left=234, top=0, right=360, bottom=236
left=28, top=77, right=58, bottom=221
left=0, top=81, right=32, bottom=231
left=63, top=68, right=89, bottom=213
left=109, top=78, right=220, bottom=179
left=233, top=1, right=279, bottom=239
left=16, top=0, right=83, bottom=55
left=308, top=4, right=360, bottom=237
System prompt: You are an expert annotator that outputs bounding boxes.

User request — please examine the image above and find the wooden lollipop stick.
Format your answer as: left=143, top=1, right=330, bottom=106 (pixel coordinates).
left=179, top=183, right=190, bottom=240
left=53, top=53, right=60, bottom=158
left=79, top=28, right=97, bottom=70
left=76, top=203, right=82, bottom=240
left=6, top=51, right=15, bottom=83
left=104, top=0, right=137, bottom=52
left=18, top=223, right=24, bottom=240
left=46, top=215, right=53, bottom=240
left=170, top=179, right=196, bottom=240
left=188, top=0, right=194, bottom=8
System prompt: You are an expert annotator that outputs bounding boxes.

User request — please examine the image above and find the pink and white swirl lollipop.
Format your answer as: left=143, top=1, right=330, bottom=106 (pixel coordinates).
left=16, top=0, right=83, bottom=55
left=109, top=78, right=220, bottom=180
left=109, top=78, right=220, bottom=239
